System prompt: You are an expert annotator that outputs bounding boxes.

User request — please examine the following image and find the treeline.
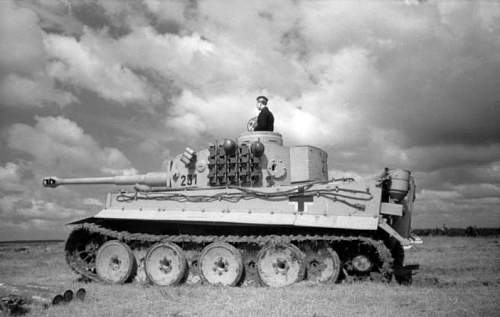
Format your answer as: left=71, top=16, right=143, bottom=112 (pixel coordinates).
left=413, top=226, right=500, bottom=237
left=0, top=240, right=64, bottom=244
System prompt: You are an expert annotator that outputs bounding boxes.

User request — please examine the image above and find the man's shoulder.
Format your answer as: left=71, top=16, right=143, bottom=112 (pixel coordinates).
left=262, top=107, right=273, bottom=114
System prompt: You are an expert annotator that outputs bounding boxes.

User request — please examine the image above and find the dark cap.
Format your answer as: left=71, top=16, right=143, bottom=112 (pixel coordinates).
left=256, top=96, right=268, bottom=105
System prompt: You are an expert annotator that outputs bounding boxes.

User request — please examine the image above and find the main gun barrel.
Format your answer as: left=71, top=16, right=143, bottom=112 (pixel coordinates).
left=42, top=172, right=168, bottom=188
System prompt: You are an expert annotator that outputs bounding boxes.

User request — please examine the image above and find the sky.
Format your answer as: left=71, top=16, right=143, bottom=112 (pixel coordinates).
left=1, top=0, right=500, bottom=241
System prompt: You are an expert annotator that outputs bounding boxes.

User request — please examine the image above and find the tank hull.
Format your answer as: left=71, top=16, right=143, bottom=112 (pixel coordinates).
left=64, top=178, right=410, bottom=287
left=93, top=180, right=381, bottom=230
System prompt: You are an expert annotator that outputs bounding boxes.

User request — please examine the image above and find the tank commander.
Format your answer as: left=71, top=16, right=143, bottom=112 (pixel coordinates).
left=254, top=96, right=274, bottom=131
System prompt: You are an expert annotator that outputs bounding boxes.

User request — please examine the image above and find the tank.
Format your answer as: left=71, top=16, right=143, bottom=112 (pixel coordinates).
left=42, top=128, right=418, bottom=287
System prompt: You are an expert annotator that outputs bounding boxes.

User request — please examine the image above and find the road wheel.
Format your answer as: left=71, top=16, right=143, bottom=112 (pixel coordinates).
left=306, top=247, right=341, bottom=283
left=352, top=254, right=373, bottom=273
left=95, top=240, right=136, bottom=284
left=199, top=242, right=243, bottom=286
left=257, top=243, right=305, bottom=287
left=145, top=242, right=187, bottom=286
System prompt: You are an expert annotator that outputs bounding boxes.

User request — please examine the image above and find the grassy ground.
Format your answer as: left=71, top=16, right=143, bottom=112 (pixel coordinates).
left=1, top=236, right=499, bottom=317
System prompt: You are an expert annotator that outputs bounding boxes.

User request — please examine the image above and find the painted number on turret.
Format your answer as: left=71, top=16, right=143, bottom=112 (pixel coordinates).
left=180, top=174, right=197, bottom=186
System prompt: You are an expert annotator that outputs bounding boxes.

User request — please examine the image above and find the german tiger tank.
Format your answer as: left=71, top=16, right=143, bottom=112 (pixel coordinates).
left=43, top=130, right=418, bottom=287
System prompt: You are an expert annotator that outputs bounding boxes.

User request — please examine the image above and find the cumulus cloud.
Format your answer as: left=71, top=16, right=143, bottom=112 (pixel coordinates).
left=167, top=90, right=254, bottom=139
left=115, top=27, right=217, bottom=89
left=0, top=192, right=89, bottom=240
left=0, top=1, right=45, bottom=74
left=0, top=73, right=76, bottom=108
left=407, top=144, right=500, bottom=172
left=143, top=0, right=188, bottom=27
left=45, top=31, right=163, bottom=106
left=0, top=162, right=27, bottom=193
left=0, top=0, right=77, bottom=108
left=22, top=0, right=84, bottom=36
left=7, top=116, right=137, bottom=176
left=0, top=195, right=87, bottom=221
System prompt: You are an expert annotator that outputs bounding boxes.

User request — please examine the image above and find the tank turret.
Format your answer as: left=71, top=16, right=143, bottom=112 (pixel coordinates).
left=42, top=129, right=418, bottom=288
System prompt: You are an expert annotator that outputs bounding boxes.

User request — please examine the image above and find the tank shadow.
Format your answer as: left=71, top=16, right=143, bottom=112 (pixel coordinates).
left=394, top=264, right=420, bottom=285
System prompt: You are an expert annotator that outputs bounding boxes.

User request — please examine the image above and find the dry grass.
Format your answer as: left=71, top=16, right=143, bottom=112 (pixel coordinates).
left=1, top=237, right=499, bottom=317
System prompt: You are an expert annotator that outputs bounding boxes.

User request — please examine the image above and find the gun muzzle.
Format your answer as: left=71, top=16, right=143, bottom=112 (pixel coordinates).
left=42, top=177, right=60, bottom=188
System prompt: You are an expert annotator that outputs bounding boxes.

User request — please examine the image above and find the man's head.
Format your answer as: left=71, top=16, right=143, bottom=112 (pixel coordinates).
left=256, top=96, right=268, bottom=110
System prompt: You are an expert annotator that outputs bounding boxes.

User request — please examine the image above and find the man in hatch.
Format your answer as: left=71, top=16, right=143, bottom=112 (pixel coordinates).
left=253, top=96, right=274, bottom=132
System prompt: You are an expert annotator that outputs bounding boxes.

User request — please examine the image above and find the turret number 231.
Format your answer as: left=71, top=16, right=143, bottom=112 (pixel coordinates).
left=180, top=174, right=197, bottom=186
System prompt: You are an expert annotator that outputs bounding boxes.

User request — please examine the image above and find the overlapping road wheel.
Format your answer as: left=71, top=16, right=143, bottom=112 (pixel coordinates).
left=95, top=240, right=136, bottom=284
left=199, top=242, right=243, bottom=286
left=145, top=242, right=187, bottom=286
left=144, top=242, right=187, bottom=286
left=306, top=247, right=341, bottom=283
left=257, top=243, right=305, bottom=287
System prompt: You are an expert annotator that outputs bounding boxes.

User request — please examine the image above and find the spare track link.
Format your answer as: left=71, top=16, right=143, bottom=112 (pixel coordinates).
left=65, top=222, right=394, bottom=285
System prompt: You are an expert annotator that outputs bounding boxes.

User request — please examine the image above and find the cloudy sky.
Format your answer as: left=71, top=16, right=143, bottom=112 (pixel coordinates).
left=1, top=0, right=499, bottom=240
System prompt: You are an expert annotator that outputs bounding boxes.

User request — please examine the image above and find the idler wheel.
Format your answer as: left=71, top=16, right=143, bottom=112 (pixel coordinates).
left=352, top=254, right=372, bottom=273
left=145, top=242, right=187, bottom=286
left=306, top=248, right=341, bottom=283
left=199, top=242, right=243, bottom=286
left=95, top=240, right=136, bottom=284
left=257, top=243, right=305, bottom=287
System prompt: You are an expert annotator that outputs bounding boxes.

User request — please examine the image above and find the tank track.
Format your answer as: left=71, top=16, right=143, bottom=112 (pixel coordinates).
left=65, top=222, right=395, bottom=286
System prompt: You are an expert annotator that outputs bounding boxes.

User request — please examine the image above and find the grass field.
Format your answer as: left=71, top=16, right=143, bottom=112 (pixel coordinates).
left=1, top=236, right=499, bottom=317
